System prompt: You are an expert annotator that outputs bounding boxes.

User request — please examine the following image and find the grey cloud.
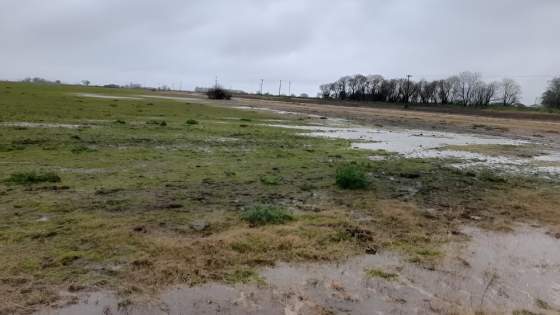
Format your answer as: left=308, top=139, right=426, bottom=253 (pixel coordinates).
left=1, top=0, right=559, bottom=101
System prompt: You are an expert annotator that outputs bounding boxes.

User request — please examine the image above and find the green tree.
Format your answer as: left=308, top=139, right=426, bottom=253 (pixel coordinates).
left=541, top=77, right=560, bottom=109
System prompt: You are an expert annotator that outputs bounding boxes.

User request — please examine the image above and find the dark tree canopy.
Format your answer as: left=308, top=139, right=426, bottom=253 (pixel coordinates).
left=541, top=77, right=560, bottom=109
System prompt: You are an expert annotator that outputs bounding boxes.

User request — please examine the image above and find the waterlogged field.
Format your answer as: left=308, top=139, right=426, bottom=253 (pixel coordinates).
left=1, top=83, right=560, bottom=314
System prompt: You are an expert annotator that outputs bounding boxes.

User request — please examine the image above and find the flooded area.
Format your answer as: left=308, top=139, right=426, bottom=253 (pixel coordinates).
left=36, top=226, right=560, bottom=315
left=267, top=124, right=560, bottom=175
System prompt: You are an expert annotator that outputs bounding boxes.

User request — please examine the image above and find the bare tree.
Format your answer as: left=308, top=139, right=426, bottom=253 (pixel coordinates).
left=366, top=74, right=384, bottom=97
left=82, top=80, right=90, bottom=86
left=454, top=71, right=483, bottom=106
left=319, top=84, right=331, bottom=98
left=499, top=78, right=522, bottom=106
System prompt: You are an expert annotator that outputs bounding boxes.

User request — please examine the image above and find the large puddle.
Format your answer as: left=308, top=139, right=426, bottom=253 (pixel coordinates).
left=267, top=124, right=560, bottom=175
left=36, top=226, right=560, bottom=315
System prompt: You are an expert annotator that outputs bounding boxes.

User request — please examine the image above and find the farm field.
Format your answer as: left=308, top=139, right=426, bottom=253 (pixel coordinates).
left=1, top=83, right=560, bottom=315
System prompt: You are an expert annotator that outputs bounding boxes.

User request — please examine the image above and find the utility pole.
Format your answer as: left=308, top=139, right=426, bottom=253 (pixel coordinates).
left=260, top=79, right=263, bottom=94
left=279, top=80, right=282, bottom=96
left=405, top=75, right=412, bottom=108
left=173, top=83, right=174, bottom=90
left=215, top=76, right=218, bottom=89
left=289, top=82, right=291, bottom=96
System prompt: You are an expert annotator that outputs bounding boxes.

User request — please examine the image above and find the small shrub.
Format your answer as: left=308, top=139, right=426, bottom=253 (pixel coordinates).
left=186, top=119, right=198, bottom=125
left=260, top=177, right=278, bottom=185
left=239, top=124, right=249, bottom=128
left=240, top=118, right=252, bottom=122
left=206, top=86, right=232, bottom=100
left=5, top=171, right=61, bottom=184
left=159, top=120, right=167, bottom=126
left=115, top=119, right=126, bottom=124
left=335, top=167, right=368, bottom=189
left=241, top=204, right=294, bottom=225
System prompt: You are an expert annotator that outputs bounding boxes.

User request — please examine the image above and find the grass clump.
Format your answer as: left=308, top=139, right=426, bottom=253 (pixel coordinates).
left=115, top=119, right=126, bottom=124
left=5, top=171, right=61, bottom=184
left=335, top=167, right=369, bottom=189
left=260, top=177, right=278, bottom=185
left=364, top=268, right=398, bottom=279
left=241, top=204, right=294, bottom=225
left=186, top=119, right=198, bottom=125
left=240, top=118, right=252, bottom=122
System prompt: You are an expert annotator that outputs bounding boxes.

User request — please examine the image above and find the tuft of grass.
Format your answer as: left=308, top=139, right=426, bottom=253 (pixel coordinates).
left=335, top=167, right=369, bottom=189
left=241, top=204, right=294, bottom=225
left=5, top=171, right=61, bottom=185
left=226, top=269, right=266, bottom=285
left=115, top=119, right=126, bottom=124
left=364, top=268, right=398, bottom=279
left=239, top=124, right=249, bottom=128
left=240, top=118, right=252, bottom=122
left=71, top=146, right=96, bottom=154
left=260, top=177, right=278, bottom=185
left=331, top=230, right=350, bottom=242
left=186, top=119, right=198, bottom=125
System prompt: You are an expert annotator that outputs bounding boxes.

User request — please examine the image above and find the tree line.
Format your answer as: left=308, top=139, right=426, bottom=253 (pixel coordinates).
left=318, top=71, right=523, bottom=106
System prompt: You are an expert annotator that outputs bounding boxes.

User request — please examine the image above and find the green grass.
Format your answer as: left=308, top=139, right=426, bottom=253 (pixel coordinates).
left=241, top=204, right=294, bottom=225
left=186, top=119, right=198, bottom=125
left=364, top=268, right=397, bottom=279
left=5, top=171, right=61, bottom=184
left=335, top=166, right=369, bottom=189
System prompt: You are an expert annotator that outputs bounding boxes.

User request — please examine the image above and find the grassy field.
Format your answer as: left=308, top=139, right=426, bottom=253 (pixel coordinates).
left=1, top=82, right=559, bottom=313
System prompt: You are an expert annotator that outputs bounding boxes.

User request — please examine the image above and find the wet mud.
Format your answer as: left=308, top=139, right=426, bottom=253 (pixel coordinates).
left=36, top=226, right=560, bottom=315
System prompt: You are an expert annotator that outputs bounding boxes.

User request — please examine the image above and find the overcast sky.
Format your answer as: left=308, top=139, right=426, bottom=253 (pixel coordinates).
left=1, top=0, right=559, bottom=103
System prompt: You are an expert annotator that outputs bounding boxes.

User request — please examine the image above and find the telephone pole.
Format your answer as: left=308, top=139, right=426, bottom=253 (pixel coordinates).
left=289, top=82, right=291, bottom=96
left=260, top=79, right=263, bottom=94
left=215, top=76, right=218, bottom=89
left=405, top=75, right=412, bottom=108
left=279, top=80, right=282, bottom=96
